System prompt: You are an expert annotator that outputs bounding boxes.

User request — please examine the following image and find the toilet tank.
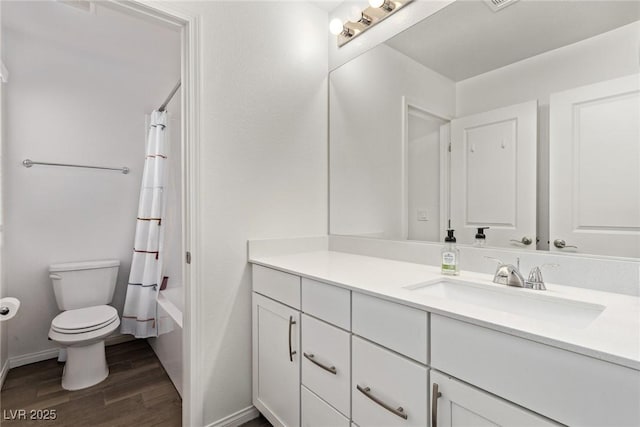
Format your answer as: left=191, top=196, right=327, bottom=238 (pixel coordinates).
left=49, top=260, right=120, bottom=310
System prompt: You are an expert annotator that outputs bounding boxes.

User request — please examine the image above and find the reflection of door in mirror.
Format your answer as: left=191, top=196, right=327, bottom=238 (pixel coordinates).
left=403, top=101, right=449, bottom=242
left=450, top=101, right=537, bottom=249
left=550, top=74, right=640, bottom=258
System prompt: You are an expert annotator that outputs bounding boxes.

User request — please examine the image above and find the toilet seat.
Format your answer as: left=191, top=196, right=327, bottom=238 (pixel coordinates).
left=52, top=305, right=118, bottom=334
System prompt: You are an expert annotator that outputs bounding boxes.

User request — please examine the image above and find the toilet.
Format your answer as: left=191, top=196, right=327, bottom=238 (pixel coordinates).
left=48, top=259, right=121, bottom=391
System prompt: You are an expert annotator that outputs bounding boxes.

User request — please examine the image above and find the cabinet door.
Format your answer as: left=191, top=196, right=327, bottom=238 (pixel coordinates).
left=253, top=293, right=300, bottom=427
left=430, top=371, right=559, bottom=427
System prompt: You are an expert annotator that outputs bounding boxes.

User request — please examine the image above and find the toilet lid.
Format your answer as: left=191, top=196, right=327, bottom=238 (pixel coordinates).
left=52, top=305, right=118, bottom=332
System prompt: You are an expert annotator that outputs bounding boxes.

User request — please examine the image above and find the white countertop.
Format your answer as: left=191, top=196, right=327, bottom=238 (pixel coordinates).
left=250, top=250, right=640, bottom=371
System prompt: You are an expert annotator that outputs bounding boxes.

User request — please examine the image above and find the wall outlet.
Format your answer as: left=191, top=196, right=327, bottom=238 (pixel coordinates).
left=417, top=209, right=429, bottom=221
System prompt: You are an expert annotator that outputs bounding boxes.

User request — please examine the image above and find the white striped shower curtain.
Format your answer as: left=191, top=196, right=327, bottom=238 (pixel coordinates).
left=121, top=111, right=168, bottom=338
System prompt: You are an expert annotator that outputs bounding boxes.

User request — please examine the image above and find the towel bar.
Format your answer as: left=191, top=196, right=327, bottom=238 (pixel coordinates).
left=22, top=159, right=129, bottom=174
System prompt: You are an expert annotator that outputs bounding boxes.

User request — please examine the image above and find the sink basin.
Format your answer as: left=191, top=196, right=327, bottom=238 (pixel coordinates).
left=405, top=280, right=605, bottom=329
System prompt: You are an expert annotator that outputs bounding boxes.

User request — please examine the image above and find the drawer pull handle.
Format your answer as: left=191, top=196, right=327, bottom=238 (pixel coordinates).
left=303, top=352, right=337, bottom=375
left=356, top=384, right=408, bottom=420
left=288, top=316, right=296, bottom=362
left=432, top=383, right=442, bottom=427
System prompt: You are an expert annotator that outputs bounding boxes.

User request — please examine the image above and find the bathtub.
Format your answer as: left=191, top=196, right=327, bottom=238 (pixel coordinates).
left=149, top=287, right=183, bottom=397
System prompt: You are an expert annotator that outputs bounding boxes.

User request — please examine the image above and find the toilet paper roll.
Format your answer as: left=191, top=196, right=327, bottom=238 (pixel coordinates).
left=0, top=297, right=21, bottom=321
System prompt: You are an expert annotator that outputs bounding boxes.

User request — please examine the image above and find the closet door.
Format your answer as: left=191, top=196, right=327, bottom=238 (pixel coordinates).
left=450, top=101, right=537, bottom=248
left=549, top=74, right=640, bottom=258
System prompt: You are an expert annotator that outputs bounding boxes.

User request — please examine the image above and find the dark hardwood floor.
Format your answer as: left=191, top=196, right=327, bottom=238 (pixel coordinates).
left=239, top=414, right=271, bottom=427
left=0, top=340, right=181, bottom=426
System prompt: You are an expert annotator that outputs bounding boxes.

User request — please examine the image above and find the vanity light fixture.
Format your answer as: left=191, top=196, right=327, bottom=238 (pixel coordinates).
left=330, top=0, right=413, bottom=47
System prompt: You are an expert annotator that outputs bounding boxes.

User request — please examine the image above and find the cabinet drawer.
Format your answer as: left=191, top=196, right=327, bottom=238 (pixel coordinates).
left=352, top=336, right=427, bottom=427
left=302, top=385, right=350, bottom=427
left=302, top=278, right=350, bottom=330
left=431, top=314, right=640, bottom=427
left=253, top=265, right=300, bottom=309
left=352, top=292, right=428, bottom=364
left=301, top=314, right=350, bottom=417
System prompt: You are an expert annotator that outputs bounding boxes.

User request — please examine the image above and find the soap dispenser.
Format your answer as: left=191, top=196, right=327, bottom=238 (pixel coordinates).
left=441, top=229, right=460, bottom=276
left=474, top=227, right=489, bottom=247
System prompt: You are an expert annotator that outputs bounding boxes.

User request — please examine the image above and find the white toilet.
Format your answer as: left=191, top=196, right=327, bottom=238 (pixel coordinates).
left=48, top=259, right=121, bottom=390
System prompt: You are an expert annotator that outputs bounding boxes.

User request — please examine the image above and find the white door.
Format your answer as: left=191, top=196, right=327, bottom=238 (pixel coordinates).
left=252, top=293, right=300, bottom=427
left=549, top=74, right=640, bottom=258
left=430, top=371, right=559, bottom=427
left=402, top=102, right=450, bottom=242
left=450, top=101, right=537, bottom=248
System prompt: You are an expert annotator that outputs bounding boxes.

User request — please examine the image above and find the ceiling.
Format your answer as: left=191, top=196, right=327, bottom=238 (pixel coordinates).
left=386, top=0, right=640, bottom=82
left=1, top=0, right=181, bottom=76
left=311, top=1, right=345, bottom=13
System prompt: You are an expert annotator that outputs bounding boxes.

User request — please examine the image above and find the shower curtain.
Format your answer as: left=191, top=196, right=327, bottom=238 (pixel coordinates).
left=121, top=111, right=168, bottom=338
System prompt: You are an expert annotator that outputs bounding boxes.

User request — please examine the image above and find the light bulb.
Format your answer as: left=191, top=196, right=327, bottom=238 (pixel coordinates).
left=347, top=5, right=362, bottom=22
left=369, top=0, right=394, bottom=11
left=329, top=18, right=344, bottom=35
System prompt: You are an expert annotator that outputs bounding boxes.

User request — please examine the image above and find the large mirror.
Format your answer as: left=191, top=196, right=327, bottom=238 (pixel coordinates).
left=329, top=0, right=640, bottom=258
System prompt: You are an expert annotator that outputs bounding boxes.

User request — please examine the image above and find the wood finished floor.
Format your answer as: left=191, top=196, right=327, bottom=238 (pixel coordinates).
left=0, top=340, right=181, bottom=426
left=239, top=414, right=271, bottom=427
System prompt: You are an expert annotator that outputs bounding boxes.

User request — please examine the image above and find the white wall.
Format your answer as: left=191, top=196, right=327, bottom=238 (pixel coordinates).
left=330, top=44, right=454, bottom=240
left=456, top=21, right=640, bottom=250
left=154, top=2, right=329, bottom=425
left=2, top=2, right=180, bottom=362
left=0, top=0, right=7, bottom=383
left=162, top=90, right=182, bottom=290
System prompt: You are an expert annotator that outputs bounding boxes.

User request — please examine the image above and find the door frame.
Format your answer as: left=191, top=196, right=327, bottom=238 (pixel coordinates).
left=401, top=96, right=451, bottom=241
left=108, top=2, right=202, bottom=426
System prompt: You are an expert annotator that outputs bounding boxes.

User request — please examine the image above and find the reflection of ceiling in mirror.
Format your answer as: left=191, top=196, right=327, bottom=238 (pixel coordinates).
left=385, top=0, right=640, bottom=82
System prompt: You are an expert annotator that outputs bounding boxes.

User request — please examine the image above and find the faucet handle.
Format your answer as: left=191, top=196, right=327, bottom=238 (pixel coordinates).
left=525, top=264, right=559, bottom=291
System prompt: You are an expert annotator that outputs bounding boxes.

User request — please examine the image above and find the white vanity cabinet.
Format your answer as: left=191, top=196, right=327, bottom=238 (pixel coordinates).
left=252, top=263, right=640, bottom=427
left=430, top=371, right=558, bottom=427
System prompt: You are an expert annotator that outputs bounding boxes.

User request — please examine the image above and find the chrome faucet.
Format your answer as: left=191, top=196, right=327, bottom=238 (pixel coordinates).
left=486, top=257, right=558, bottom=291
left=486, top=257, right=525, bottom=287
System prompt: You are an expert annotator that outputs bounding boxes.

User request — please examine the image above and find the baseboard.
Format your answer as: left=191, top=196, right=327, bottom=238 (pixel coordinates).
left=9, top=348, right=59, bottom=369
left=206, top=406, right=260, bottom=427
left=8, top=334, right=136, bottom=369
left=0, top=358, right=9, bottom=389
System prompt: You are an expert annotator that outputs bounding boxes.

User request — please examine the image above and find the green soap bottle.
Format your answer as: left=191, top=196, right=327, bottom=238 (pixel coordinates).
left=441, top=229, right=460, bottom=276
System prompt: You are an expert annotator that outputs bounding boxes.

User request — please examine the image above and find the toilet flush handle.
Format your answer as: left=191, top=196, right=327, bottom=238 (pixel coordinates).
left=49, top=274, right=62, bottom=280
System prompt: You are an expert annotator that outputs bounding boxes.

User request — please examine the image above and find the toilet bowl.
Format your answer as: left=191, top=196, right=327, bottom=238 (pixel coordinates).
left=49, top=305, right=120, bottom=390
left=47, top=260, right=120, bottom=390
